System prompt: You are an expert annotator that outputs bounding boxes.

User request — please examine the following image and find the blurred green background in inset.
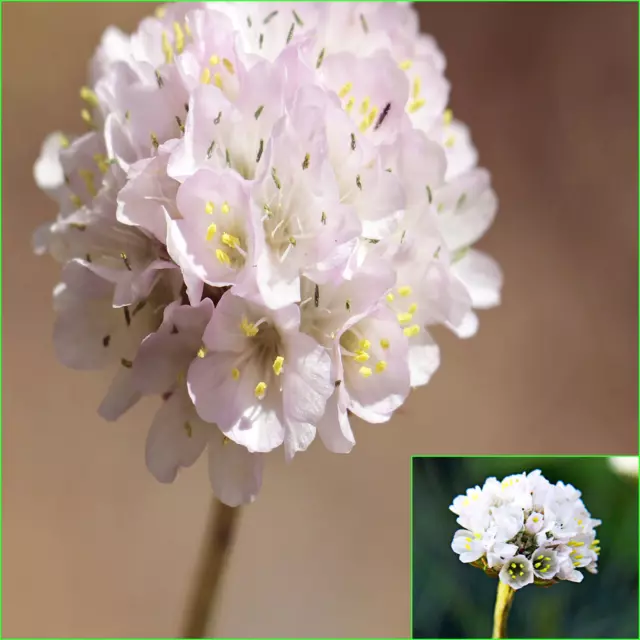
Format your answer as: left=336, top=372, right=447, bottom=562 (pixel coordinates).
left=412, top=457, right=638, bottom=639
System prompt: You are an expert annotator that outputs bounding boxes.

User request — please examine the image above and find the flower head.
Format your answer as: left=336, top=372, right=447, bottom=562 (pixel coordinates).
left=35, top=2, right=501, bottom=505
left=450, top=470, right=601, bottom=589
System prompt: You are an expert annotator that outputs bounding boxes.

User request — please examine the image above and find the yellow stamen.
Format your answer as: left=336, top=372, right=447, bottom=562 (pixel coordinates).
left=359, top=339, right=371, bottom=350
left=70, top=194, right=82, bottom=208
left=221, top=201, right=230, bottom=214
left=80, top=109, right=93, bottom=125
left=397, top=312, right=413, bottom=325
left=161, top=32, right=173, bottom=64
left=412, top=77, right=421, bottom=100
left=209, top=54, right=220, bottom=65
left=354, top=351, right=370, bottom=363
left=254, top=381, right=267, bottom=399
left=359, top=366, right=372, bottom=378
left=205, top=223, right=217, bottom=242
left=197, top=346, right=207, bottom=358
left=221, top=232, right=240, bottom=249
left=216, top=249, right=231, bottom=265
left=200, top=67, right=211, bottom=84
left=403, top=324, right=420, bottom=338
left=240, top=317, right=258, bottom=337
left=443, top=108, right=453, bottom=126
left=380, top=338, right=390, bottom=349
left=360, top=97, right=370, bottom=114
left=78, top=169, right=97, bottom=197
left=338, top=82, right=353, bottom=99
left=173, top=22, right=185, bottom=54
left=398, top=285, right=412, bottom=297
left=59, top=134, right=70, bottom=148
left=398, top=60, right=412, bottom=70
left=155, top=7, right=166, bottom=18
left=93, top=153, right=110, bottom=173
left=80, top=86, right=99, bottom=108
left=408, top=99, right=426, bottom=114
left=386, top=293, right=395, bottom=302
left=213, top=72, right=223, bottom=89
left=205, top=201, right=215, bottom=214
left=273, top=356, right=284, bottom=376
left=375, top=360, right=387, bottom=373
left=408, top=302, right=418, bottom=314
left=345, top=97, right=354, bottom=113
left=444, top=135, right=455, bottom=147
left=222, top=58, right=235, bottom=74
left=231, top=368, right=240, bottom=380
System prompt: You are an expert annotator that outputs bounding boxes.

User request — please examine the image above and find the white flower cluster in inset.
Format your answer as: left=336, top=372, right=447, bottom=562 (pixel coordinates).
left=450, top=470, right=601, bottom=589
left=34, top=2, right=502, bottom=506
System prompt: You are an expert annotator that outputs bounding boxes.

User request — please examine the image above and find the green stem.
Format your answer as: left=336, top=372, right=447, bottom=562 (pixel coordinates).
left=492, top=580, right=516, bottom=638
left=181, top=499, right=239, bottom=638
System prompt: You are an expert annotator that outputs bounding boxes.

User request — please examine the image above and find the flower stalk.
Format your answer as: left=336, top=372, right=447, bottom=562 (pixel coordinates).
left=492, top=579, right=515, bottom=638
left=181, top=499, right=240, bottom=638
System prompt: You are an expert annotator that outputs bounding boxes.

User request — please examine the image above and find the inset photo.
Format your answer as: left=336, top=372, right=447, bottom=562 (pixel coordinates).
left=411, top=457, right=639, bottom=639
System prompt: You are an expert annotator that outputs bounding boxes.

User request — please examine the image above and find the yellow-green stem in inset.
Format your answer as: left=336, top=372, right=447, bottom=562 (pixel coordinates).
left=492, top=580, right=516, bottom=638
left=181, top=499, right=240, bottom=638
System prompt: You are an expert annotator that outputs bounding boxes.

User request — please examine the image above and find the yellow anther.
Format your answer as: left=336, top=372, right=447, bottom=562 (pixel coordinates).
left=359, top=366, right=372, bottom=378
left=59, top=134, right=70, bottom=148
left=161, top=31, right=173, bottom=64
left=197, top=346, right=207, bottom=358
left=231, top=368, right=240, bottom=380
left=474, top=532, right=482, bottom=539
left=375, top=360, right=387, bottom=373
left=403, top=324, right=420, bottom=338
left=273, top=356, right=284, bottom=375
left=386, top=292, right=395, bottom=302
left=213, top=72, right=223, bottom=88
left=205, top=223, right=217, bottom=241
left=70, top=194, right=82, bottom=208
left=216, top=248, right=231, bottom=265
left=511, top=563, right=516, bottom=568
left=360, top=97, right=370, bottom=114
left=398, top=60, right=412, bottom=70
left=345, top=97, right=354, bottom=113
left=80, top=109, right=93, bottom=125
left=573, top=561, right=580, bottom=567
left=443, top=108, right=453, bottom=126
left=408, top=99, right=426, bottom=114
left=221, top=232, right=240, bottom=249
left=222, top=58, right=235, bottom=74
left=205, top=201, right=215, bottom=214
left=221, top=201, right=230, bottom=214
left=541, top=567, right=549, bottom=573
left=380, top=338, right=390, bottom=349
left=593, top=539, right=600, bottom=544
left=200, top=67, right=211, bottom=84
left=80, top=86, right=99, bottom=108
left=184, top=21, right=192, bottom=38
left=408, top=302, right=418, bottom=314
left=155, top=7, right=166, bottom=18
left=412, top=77, right=421, bottom=100
left=173, top=22, right=185, bottom=54
left=397, top=312, right=413, bottom=325
left=359, top=339, right=371, bottom=350
left=93, top=153, right=110, bottom=173
left=398, top=285, right=413, bottom=297
left=444, top=135, right=455, bottom=147
left=78, top=169, right=97, bottom=197
left=354, top=350, right=370, bottom=363
left=240, top=317, right=259, bottom=337
left=534, top=562, right=542, bottom=568
left=254, top=381, right=267, bottom=399
left=465, top=543, right=471, bottom=550
left=338, top=82, right=353, bottom=99
left=209, top=54, right=220, bottom=65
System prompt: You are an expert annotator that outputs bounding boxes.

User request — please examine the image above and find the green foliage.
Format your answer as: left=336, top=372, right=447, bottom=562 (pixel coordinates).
left=412, top=458, right=638, bottom=639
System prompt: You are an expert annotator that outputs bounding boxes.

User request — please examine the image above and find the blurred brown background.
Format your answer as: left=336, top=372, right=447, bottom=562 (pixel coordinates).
left=3, top=2, right=638, bottom=638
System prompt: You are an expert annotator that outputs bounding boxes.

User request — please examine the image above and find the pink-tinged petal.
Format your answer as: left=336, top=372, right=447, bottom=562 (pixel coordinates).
left=116, top=139, right=180, bottom=243
left=315, top=388, right=355, bottom=454
left=145, top=387, right=210, bottom=483
left=434, top=168, right=498, bottom=252
left=98, top=366, right=142, bottom=421
left=453, top=249, right=503, bottom=309
left=407, top=329, right=441, bottom=388
left=283, top=333, right=334, bottom=451
left=208, top=430, right=264, bottom=506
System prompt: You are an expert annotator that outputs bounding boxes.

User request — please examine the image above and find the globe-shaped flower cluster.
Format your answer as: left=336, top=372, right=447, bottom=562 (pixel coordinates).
left=450, top=470, right=601, bottom=589
left=34, top=2, right=501, bottom=505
